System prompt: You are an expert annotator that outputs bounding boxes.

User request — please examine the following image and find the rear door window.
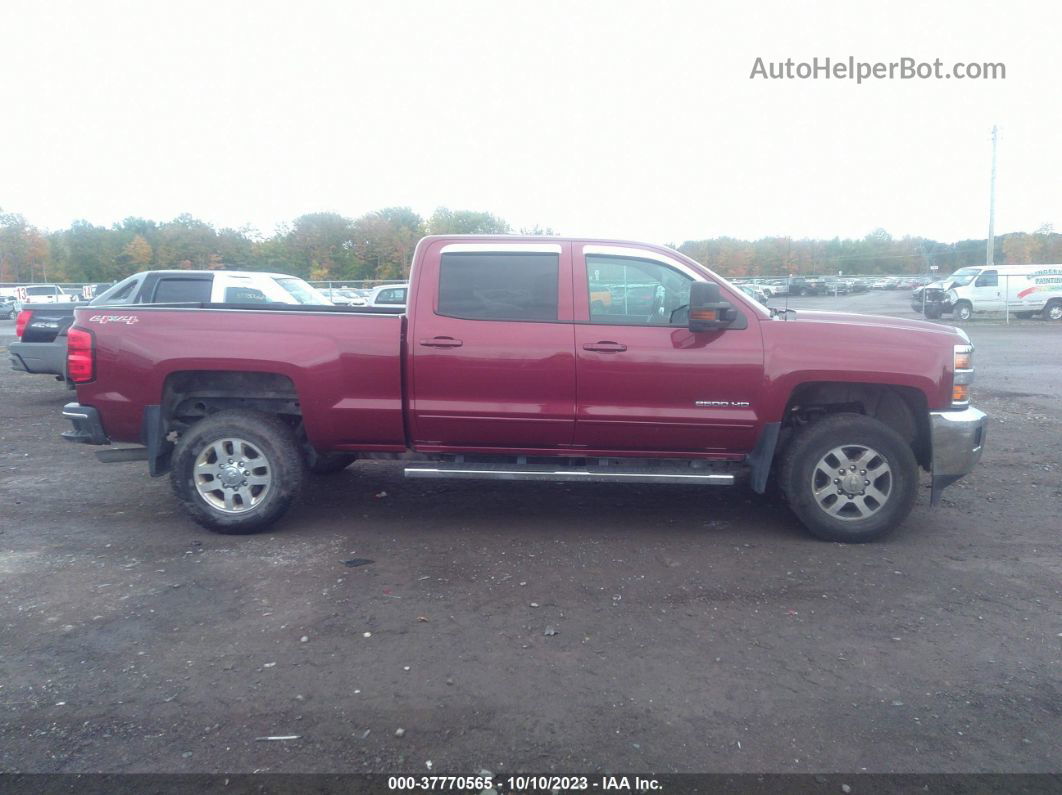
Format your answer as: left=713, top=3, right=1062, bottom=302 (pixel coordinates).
left=438, top=252, right=558, bottom=321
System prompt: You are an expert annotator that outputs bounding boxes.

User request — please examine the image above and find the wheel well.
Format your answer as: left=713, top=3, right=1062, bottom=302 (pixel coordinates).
left=162, top=371, right=301, bottom=435
left=780, top=382, right=931, bottom=469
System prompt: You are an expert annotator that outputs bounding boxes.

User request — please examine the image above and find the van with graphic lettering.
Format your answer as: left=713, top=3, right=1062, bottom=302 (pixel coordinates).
left=920, top=264, right=1062, bottom=321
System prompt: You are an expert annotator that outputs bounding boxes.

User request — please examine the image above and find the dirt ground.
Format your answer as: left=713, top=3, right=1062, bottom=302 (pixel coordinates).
left=1, top=293, right=1059, bottom=775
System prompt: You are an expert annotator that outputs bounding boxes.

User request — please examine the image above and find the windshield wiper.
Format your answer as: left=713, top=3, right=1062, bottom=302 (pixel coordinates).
left=771, top=307, right=797, bottom=318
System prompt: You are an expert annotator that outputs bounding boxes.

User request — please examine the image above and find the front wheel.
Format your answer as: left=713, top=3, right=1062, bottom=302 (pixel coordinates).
left=954, top=301, right=973, bottom=321
left=1043, top=300, right=1062, bottom=321
left=170, top=410, right=303, bottom=534
left=779, top=413, right=918, bottom=543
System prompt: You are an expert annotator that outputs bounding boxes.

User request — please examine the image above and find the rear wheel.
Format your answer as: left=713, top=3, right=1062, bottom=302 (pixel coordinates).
left=1043, top=300, right=1062, bottom=321
left=170, top=410, right=303, bottom=534
left=779, top=413, right=918, bottom=543
left=953, top=301, right=973, bottom=321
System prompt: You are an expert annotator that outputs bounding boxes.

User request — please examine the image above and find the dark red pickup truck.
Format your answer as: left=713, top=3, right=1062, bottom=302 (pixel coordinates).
left=62, top=236, right=987, bottom=542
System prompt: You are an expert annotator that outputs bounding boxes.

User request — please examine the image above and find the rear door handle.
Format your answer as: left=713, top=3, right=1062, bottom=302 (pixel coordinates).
left=582, top=341, right=627, bottom=353
left=419, top=336, right=463, bottom=348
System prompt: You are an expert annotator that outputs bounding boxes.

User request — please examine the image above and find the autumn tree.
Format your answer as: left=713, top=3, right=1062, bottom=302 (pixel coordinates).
left=121, top=234, right=153, bottom=268
left=352, top=207, right=425, bottom=280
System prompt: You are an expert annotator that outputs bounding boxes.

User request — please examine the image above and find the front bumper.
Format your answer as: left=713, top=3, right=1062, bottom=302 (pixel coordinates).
left=9, top=340, right=67, bottom=376
left=61, top=402, right=110, bottom=445
left=929, top=406, right=987, bottom=504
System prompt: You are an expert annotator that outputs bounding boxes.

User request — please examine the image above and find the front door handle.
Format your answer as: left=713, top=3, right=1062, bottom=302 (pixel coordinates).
left=419, top=336, right=463, bottom=348
left=582, top=341, right=627, bottom=353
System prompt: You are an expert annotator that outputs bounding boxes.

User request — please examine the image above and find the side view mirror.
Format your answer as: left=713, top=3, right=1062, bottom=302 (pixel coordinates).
left=688, top=282, right=735, bottom=332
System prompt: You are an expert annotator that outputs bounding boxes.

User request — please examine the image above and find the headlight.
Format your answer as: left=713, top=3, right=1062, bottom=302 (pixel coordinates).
left=952, top=343, right=974, bottom=407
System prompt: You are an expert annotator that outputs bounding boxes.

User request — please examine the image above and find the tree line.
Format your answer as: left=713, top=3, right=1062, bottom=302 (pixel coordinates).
left=1, top=206, right=1058, bottom=285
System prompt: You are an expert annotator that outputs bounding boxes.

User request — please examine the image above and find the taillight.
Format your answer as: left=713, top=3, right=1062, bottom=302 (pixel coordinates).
left=15, top=310, right=32, bottom=337
left=66, top=328, right=95, bottom=383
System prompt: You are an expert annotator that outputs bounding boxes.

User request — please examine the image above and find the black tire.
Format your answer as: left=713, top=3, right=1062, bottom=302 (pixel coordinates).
left=170, top=410, right=303, bottom=534
left=924, top=306, right=942, bottom=319
left=305, top=449, right=358, bottom=475
left=779, top=413, right=918, bottom=543
left=953, top=301, right=973, bottom=321
left=1043, top=300, right=1062, bottom=321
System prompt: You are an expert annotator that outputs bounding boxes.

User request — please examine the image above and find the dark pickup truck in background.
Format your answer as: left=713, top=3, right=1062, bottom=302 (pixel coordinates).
left=61, top=236, right=987, bottom=543
left=9, top=270, right=329, bottom=383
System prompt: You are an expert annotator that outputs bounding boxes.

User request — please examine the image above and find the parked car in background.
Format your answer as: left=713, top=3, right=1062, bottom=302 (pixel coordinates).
left=9, top=270, right=331, bottom=384
left=11, top=284, right=78, bottom=306
left=738, top=284, right=770, bottom=304
left=1, top=295, right=17, bottom=319
left=326, top=288, right=364, bottom=306
left=787, top=276, right=827, bottom=296
left=823, top=278, right=849, bottom=295
left=364, top=283, right=408, bottom=307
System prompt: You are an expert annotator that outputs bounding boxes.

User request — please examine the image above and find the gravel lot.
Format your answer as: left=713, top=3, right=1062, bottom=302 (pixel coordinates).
left=1, top=292, right=1059, bottom=774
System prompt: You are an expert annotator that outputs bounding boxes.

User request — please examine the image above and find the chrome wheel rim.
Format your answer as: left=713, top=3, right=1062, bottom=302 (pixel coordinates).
left=811, top=444, right=892, bottom=521
left=1049, top=304, right=1062, bottom=320
left=193, top=437, right=272, bottom=513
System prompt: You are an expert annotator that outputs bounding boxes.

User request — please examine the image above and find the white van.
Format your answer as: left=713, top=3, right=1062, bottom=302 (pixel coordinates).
left=936, top=265, right=1062, bottom=321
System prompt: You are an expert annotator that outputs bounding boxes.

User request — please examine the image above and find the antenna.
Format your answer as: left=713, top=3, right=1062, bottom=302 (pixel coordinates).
left=987, top=125, right=998, bottom=266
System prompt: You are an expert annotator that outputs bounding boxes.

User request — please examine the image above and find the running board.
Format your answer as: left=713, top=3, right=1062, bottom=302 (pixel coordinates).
left=404, top=462, right=735, bottom=486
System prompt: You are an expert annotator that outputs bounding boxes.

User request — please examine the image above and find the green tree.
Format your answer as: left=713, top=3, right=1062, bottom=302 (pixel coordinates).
left=352, top=207, right=425, bottom=279
left=427, top=207, right=510, bottom=235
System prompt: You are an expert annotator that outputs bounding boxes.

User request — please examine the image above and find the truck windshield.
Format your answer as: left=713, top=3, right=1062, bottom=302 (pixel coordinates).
left=274, top=277, right=332, bottom=305
left=948, top=267, right=980, bottom=287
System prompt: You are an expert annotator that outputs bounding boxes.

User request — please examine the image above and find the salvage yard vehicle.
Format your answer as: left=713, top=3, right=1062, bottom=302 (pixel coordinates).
left=61, top=236, right=987, bottom=543
left=10, top=270, right=330, bottom=383
left=918, top=264, right=1062, bottom=321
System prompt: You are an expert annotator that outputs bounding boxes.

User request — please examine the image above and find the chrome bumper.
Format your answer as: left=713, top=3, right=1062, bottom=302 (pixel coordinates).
left=929, top=406, right=987, bottom=504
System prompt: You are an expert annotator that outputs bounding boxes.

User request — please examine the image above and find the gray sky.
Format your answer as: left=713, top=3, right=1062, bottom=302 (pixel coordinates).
left=2, top=0, right=1058, bottom=244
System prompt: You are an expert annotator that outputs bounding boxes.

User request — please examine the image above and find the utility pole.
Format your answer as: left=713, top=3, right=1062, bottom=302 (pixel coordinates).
left=987, top=124, right=997, bottom=266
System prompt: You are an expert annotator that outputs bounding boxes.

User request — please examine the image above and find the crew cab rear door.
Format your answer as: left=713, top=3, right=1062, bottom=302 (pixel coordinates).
left=408, top=240, right=576, bottom=450
left=572, top=244, right=765, bottom=454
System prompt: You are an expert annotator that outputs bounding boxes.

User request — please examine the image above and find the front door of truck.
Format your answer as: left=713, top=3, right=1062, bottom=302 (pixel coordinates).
left=572, top=245, right=765, bottom=454
left=409, top=241, right=577, bottom=450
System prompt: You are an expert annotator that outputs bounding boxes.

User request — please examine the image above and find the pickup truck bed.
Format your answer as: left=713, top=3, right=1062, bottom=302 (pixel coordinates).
left=61, top=236, right=987, bottom=543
